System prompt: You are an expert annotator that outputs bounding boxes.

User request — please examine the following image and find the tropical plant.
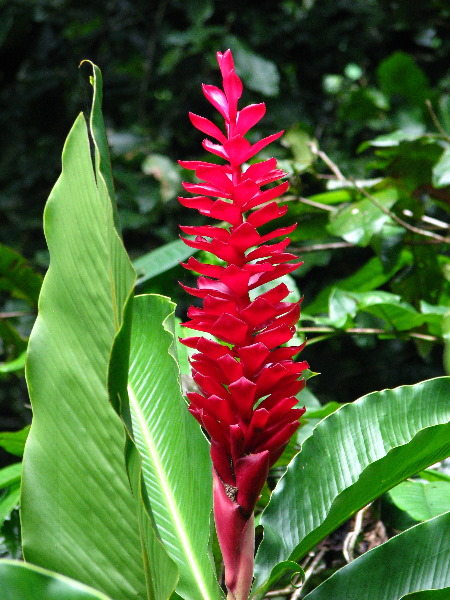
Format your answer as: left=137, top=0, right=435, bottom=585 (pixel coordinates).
left=0, top=53, right=449, bottom=600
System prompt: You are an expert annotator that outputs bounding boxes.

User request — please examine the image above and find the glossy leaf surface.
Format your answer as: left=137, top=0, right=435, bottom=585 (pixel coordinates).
left=388, top=480, right=450, bottom=521
left=21, top=107, right=145, bottom=599
left=401, top=589, right=450, bottom=600
left=254, top=377, right=450, bottom=596
left=128, top=294, right=221, bottom=600
left=134, top=239, right=196, bottom=285
left=0, top=560, right=114, bottom=600
left=304, top=512, right=450, bottom=599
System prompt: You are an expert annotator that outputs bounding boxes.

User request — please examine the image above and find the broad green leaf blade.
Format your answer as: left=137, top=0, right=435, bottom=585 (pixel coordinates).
left=303, top=512, right=450, bottom=600
left=253, top=377, right=450, bottom=597
left=108, top=295, right=179, bottom=600
left=419, top=469, right=450, bottom=483
left=388, top=480, right=450, bottom=521
left=125, top=439, right=179, bottom=600
left=401, top=589, right=450, bottom=600
left=21, top=112, right=145, bottom=600
left=133, top=239, right=196, bottom=285
left=0, top=560, right=114, bottom=600
left=128, top=294, right=222, bottom=600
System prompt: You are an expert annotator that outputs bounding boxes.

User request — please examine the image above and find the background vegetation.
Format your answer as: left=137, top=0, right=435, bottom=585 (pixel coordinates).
left=0, top=0, right=449, bottom=584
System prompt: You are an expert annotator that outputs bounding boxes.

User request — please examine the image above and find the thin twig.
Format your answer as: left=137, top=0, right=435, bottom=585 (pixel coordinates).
left=426, top=100, right=450, bottom=142
left=343, top=505, right=370, bottom=563
left=282, top=195, right=336, bottom=212
left=308, top=143, right=450, bottom=244
left=0, top=311, right=30, bottom=318
left=298, top=327, right=440, bottom=343
left=420, top=215, right=450, bottom=230
left=308, top=141, right=346, bottom=181
left=350, top=178, right=450, bottom=243
left=297, top=196, right=337, bottom=212
left=291, top=242, right=354, bottom=253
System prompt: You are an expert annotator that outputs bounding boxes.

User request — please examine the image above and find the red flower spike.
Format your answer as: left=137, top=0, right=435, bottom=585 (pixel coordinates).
left=179, top=50, right=309, bottom=600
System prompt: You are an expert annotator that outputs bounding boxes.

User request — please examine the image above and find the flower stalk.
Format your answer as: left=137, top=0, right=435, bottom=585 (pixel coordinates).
left=179, top=49, right=308, bottom=600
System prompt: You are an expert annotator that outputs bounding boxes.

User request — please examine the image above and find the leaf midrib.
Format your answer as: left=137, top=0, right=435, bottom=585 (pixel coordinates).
left=127, top=383, right=214, bottom=600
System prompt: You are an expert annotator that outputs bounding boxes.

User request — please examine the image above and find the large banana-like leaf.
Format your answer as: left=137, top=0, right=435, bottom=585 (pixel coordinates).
left=127, top=294, right=222, bottom=600
left=303, top=512, right=450, bottom=599
left=253, top=377, right=450, bottom=597
left=21, top=96, right=145, bottom=598
left=0, top=560, right=114, bottom=600
left=401, top=590, right=450, bottom=599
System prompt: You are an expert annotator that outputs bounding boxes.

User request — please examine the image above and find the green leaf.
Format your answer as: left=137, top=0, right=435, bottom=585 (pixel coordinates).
left=21, top=94, right=145, bottom=599
left=328, top=288, right=357, bottom=327
left=327, top=188, right=398, bottom=246
left=134, top=239, right=196, bottom=286
left=352, top=290, right=426, bottom=331
left=433, top=144, right=450, bottom=188
left=184, top=0, right=213, bottom=25
left=261, top=561, right=305, bottom=595
left=0, top=483, right=20, bottom=525
left=253, top=378, right=450, bottom=597
left=82, top=60, right=121, bottom=234
left=388, top=480, right=450, bottom=521
left=0, top=426, right=29, bottom=457
left=108, top=294, right=179, bottom=600
left=304, top=401, right=345, bottom=419
left=0, top=243, right=43, bottom=305
left=231, top=40, right=279, bottom=97
left=0, top=560, right=114, bottom=600
left=377, top=51, right=430, bottom=107
left=127, top=294, right=222, bottom=600
left=124, top=438, right=179, bottom=600
left=401, top=589, right=450, bottom=600
left=0, top=462, right=21, bottom=488
left=0, top=351, right=26, bottom=374
left=283, top=127, right=315, bottom=170
left=307, top=189, right=354, bottom=206
left=303, top=512, right=450, bottom=600
left=304, top=251, right=411, bottom=316
left=418, top=468, right=450, bottom=483
left=359, top=129, right=423, bottom=150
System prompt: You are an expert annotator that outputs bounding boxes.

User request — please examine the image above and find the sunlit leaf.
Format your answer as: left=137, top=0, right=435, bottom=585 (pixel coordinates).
left=253, top=377, right=450, bottom=597
left=134, top=239, right=196, bottom=286
left=303, top=512, right=450, bottom=599
left=0, top=560, right=114, bottom=600
left=127, top=294, right=222, bottom=600
left=388, top=480, right=450, bottom=522
left=21, top=69, right=146, bottom=599
left=327, top=188, right=398, bottom=246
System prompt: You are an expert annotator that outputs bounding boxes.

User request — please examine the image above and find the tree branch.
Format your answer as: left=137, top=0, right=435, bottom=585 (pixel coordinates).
left=308, top=143, right=450, bottom=244
left=298, top=326, right=440, bottom=343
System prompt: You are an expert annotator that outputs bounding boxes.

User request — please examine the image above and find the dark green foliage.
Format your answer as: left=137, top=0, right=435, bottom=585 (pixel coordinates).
left=0, top=0, right=449, bottom=453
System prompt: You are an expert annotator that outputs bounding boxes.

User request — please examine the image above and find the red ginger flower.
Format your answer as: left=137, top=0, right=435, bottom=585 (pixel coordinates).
left=179, top=50, right=308, bottom=600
